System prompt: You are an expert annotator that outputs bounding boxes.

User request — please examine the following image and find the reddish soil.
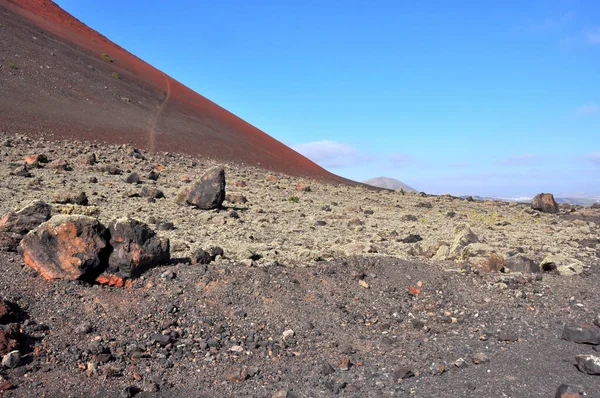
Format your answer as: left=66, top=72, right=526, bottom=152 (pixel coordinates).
left=0, top=0, right=350, bottom=183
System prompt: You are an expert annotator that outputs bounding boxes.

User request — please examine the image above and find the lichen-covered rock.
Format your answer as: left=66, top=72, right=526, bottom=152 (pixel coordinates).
left=531, top=193, right=559, bottom=214
left=540, top=254, right=584, bottom=276
left=0, top=200, right=52, bottom=251
left=503, top=254, right=539, bottom=273
left=52, top=190, right=88, bottom=206
left=449, top=224, right=479, bottom=258
left=20, top=215, right=109, bottom=280
left=104, top=218, right=170, bottom=280
left=186, top=167, right=226, bottom=210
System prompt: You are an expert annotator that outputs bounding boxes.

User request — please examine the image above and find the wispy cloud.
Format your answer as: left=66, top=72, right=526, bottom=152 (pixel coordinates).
left=388, top=152, right=411, bottom=168
left=576, top=103, right=599, bottom=116
left=530, top=13, right=575, bottom=33
left=588, top=151, right=600, bottom=164
left=587, top=28, right=600, bottom=45
left=499, top=153, right=537, bottom=166
left=292, top=140, right=370, bottom=168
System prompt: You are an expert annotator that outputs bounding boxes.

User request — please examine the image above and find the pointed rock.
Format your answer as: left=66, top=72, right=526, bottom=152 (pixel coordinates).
left=186, top=167, right=226, bottom=210
left=532, top=193, right=559, bottom=214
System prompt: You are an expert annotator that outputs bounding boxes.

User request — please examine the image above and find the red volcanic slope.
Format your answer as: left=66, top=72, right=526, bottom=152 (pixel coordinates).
left=0, top=0, right=351, bottom=183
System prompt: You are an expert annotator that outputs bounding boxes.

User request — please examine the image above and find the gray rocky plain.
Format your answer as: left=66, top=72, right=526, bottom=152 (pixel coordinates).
left=0, top=132, right=599, bottom=397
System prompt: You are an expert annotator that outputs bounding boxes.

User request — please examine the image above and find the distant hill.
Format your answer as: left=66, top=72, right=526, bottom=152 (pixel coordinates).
left=363, top=177, right=416, bottom=191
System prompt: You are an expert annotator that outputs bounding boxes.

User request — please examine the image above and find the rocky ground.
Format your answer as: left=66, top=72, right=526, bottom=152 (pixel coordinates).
left=0, top=132, right=599, bottom=397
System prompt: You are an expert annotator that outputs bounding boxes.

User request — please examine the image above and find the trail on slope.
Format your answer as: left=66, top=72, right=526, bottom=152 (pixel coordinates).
left=148, top=72, right=171, bottom=152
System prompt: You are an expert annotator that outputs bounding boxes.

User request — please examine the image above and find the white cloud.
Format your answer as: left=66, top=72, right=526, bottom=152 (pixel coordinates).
left=499, top=153, right=537, bottom=166
left=576, top=103, right=599, bottom=116
left=587, top=28, right=600, bottom=44
left=588, top=151, right=600, bottom=164
left=292, top=140, right=369, bottom=168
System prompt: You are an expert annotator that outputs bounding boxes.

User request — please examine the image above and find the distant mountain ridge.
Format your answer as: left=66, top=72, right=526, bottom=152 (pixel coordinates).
left=363, top=177, right=415, bottom=191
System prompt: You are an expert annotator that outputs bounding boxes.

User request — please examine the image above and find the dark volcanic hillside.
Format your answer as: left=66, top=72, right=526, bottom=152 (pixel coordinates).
left=0, top=0, right=347, bottom=182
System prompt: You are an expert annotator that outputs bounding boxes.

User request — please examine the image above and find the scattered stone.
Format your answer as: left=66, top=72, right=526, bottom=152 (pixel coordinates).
left=541, top=254, right=584, bottom=276
left=23, top=154, right=48, bottom=167
left=393, top=368, right=415, bottom=381
left=282, top=329, right=294, bottom=340
left=125, top=172, right=140, bottom=184
left=186, top=167, right=226, bottom=210
left=20, top=215, right=109, bottom=280
left=449, top=224, right=479, bottom=258
left=155, top=220, right=174, bottom=231
left=337, top=357, right=351, bottom=371
left=103, top=218, right=170, bottom=280
left=191, top=248, right=211, bottom=265
left=141, top=186, right=165, bottom=199
left=1, top=350, right=20, bottom=368
left=12, top=166, right=31, bottom=177
left=399, top=234, right=422, bottom=243
left=98, top=164, right=122, bottom=175
left=575, top=355, right=600, bottom=375
left=503, top=254, right=539, bottom=273
left=225, top=192, right=247, bottom=204
left=532, top=193, right=559, bottom=214
left=272, top=390, right=288, bottom=398
left=562, top=324, right=600, bottom=345
left=77, top=153, right=96, bottom=166
left=472, top=352, right=489, bottom=364
left=147, top=171, right=160, bottom=181
left=74, top=323, right=93, bottom=334
left=48, top=159, right=70, bottom=171
left=52, top=190, right=88, bottom=205
left=555, top=384, right=584, bottom=397
left=227, top=367, right=249, bottom=382
left=0, top=200, right=51, bottom=251
left=320, top=363, right=335, bottom=375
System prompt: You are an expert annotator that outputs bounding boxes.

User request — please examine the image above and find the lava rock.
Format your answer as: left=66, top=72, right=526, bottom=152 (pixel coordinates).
left=186, top=167, right=226, bottom=210
left=575, top=355, right=600, bottom=375
left=532, top=193, right=559, bottom=214
left=104, top=218, right=170, bottom=280
left=191, top=248, right=211, bottom=265
left=0, top=200, right=51, bottom=251
left=562, top=324, right=600, bottom=345
left=20, top=215, right=109, bottom=280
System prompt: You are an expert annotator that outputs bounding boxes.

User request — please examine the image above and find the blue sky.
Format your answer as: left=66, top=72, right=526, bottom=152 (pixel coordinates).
left=55, top=0, right=600, bottom=197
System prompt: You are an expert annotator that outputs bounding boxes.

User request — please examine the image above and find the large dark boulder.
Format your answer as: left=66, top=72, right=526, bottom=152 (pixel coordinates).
left=186, top=167, right=226, bottom=210
left=0, top=200, right=52, bottom=251
left=104, top=218, right=170, bottom=280
left=20, top=215, right=109, bottom=280
left=531, top=193, right=559, bottom=214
